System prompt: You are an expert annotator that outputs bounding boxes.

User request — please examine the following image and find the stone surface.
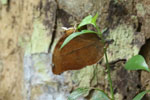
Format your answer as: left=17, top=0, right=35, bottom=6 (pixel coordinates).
left=24, top=53, right=73, bottom=100
left=107, top=24, right=145, bottom=62
left=0, top=0, right=150, bottom=100
left=57, top=0, right=94, bottom=19
left=0, top=52, right=24, bottom=100
left=136, top=0, right=150, bottom=39
left=140, top=39, right=150, bottom=99
left=0, top=0, right=56, bottom=99
left=111, top=61, right=140, bottom=100
left=0, top=0, right=38, bottom=99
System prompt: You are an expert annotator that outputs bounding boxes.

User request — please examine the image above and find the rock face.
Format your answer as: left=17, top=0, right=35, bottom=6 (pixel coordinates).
left=0, top=0, right=36, bottom=99
left=0, top=0, right=150, bottom=100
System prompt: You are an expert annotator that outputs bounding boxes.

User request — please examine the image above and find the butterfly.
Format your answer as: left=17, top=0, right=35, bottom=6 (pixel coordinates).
left=52, top=28, right=107, bottom=75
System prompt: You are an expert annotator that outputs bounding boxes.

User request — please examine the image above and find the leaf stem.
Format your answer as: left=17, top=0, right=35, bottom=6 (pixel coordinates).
left=96, top=24, right=115, bottom=100
left=104, top=47, right=115, bottom=100
left=95, top=25, right=105, bottom=44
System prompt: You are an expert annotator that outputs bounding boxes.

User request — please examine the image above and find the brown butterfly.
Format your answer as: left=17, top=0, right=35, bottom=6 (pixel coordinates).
left=52, top=28, right=107, bottom=75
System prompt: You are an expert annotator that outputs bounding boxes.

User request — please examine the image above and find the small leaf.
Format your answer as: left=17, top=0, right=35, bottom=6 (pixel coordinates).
left=133, top=90, right=150, bottom=100
left=60, top=30, right=98, bottom=49
left=77, top=15, right=93, bottom=29
left=68, top=88, right=90, bottom=100
left=91, top=13, right=99, bottom=26
left=77, top=13, right=99, bottom=29
left=125, top=55, right=150, bottom=72
left=91, top=89, right=110, bottom=100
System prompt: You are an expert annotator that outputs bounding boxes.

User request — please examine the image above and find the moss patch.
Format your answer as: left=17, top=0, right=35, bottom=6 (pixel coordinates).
left=136, top=3, right=145, bottom=17
left=0, top=0, right=7, bottom=5
left=107, top=24, right=139, bottom=62
left=24, top=18, right=51, bottom=55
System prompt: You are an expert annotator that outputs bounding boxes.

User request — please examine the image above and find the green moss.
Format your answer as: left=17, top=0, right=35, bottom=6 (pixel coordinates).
left=1, top=0, right=7, bottom=5
left=31, top=19, right=51, bottom=53
left=24, top=18, right=51, bottom=55
left=107, top=24, right=139, bottom=62
left=136, top=3, right=145, bottom=17
left=72, top=64, right=105, bottom=88
left=72, top=65, right=95, bottom=87
left=114, top=93, right=123, bottom=100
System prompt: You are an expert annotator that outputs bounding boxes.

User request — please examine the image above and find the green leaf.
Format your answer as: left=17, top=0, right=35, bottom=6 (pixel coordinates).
left=125, top=55, right=150, bottom=72
left=60, top=30, right=98, bottom=49
left=68, top=88, right=90, bottom=100
left=77, top=15, right=93, bottom=29
left=77, top=13, right=99, bottom=29
left=91, top=90, right=110, bottom=100
left=91, top=13, right=99, bottom=26
left=133, top=90, right=150, bottom=100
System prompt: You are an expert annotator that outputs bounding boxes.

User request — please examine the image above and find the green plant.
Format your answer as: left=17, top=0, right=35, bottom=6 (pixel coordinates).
left=60, top=14, right=150, bottom=100
left=125, top=54, right=150, bottom=100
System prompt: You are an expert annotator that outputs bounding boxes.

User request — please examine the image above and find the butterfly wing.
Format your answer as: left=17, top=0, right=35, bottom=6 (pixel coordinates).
left=52, top=29, right=105, bottom=74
